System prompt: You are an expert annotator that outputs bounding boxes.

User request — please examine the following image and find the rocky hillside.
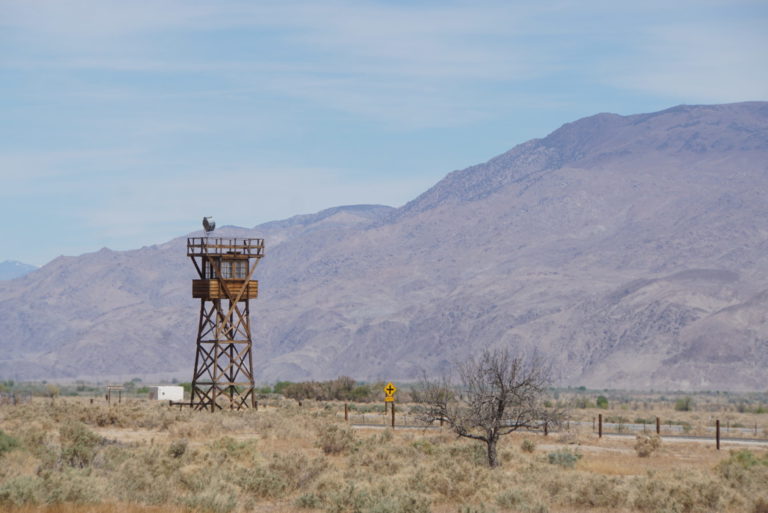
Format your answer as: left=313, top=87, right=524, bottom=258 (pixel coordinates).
left=1, top=102, right=766, bottom=390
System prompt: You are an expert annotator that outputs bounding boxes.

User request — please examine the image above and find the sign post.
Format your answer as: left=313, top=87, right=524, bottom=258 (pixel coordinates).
left=384, top=382, right=396, bottom=428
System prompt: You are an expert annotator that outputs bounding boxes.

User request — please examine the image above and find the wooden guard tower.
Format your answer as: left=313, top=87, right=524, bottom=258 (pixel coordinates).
left=187, top=237, right=265, bottom=411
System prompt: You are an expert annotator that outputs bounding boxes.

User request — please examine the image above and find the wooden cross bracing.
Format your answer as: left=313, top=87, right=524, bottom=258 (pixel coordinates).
left=187, top=237, right=264, bottom=411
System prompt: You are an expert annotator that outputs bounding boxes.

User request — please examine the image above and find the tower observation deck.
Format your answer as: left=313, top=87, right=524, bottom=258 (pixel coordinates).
left=187, top=237, right=265, bottom=411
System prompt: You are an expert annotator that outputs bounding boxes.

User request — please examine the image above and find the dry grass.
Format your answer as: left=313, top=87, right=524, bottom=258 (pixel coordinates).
left=0, top=397, right=766, bottom=513
left=6, top=505, right=190, bottom=513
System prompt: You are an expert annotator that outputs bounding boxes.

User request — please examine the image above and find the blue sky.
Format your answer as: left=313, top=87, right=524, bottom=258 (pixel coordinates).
left=1, top=0, right=766, bottom=266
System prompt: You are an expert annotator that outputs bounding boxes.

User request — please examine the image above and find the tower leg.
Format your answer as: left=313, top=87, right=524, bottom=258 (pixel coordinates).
left=191, top=298, right=256, bottom=411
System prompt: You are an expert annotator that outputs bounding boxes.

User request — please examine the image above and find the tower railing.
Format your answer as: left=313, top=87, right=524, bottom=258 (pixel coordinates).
left=187, top=237, right=265, bottom=257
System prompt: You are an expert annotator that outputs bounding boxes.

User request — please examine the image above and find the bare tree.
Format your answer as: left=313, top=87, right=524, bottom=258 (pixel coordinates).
left=416, top=348, right=562, bottom=467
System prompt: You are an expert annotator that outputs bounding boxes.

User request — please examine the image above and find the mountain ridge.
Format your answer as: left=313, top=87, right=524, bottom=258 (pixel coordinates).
left=0, top=260, right=38, bottom=281
left=1, top=102, right=766, bottom=390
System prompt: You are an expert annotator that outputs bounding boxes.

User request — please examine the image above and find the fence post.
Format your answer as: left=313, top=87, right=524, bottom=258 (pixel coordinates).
left=544, top=420, right=548, bottom=436
left=344, top=403, right=348, bottom=422
left=598, top=413, right=603, bottom=438
left=656, top=416, right=660, bottom=435
left=716, top=419, right=720, bottom=450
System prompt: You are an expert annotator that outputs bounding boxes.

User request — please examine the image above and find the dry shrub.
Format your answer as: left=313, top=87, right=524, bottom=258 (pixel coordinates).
left=167, top=438, right=187, bottom=459
left=14, top=425, right=58, bottom=472
left=411, top=439, right=435, bottom=455
left=349, top=446, right=401, bottom=475
left=40, top=469, right=105, bottom=504
left=521, top=439, right=536, bottom=453
left=248, top=406, right=315, bottom=441
left=564, top=473, right=626, bottom=508
left=316, top=423, right=356, bottom=455
left=634, top=434, right=662, bottom=457
left=178, top=489, right=237, bottom=513
left=169, top=422, right=198, bottom=439
left=630, top=469, right=726, bottom=512
left=0, top=470, right=105, bottom=507
left=547, top=449, right=582, bottom=468
left=0, top=476, right=41, bottom=506
left=0, top=428, right=19, bottom=456
left=421, top=453, right=493, bottom=502
left=210, top=436, right=256, bottom=459
left=136, top=407, right=190, bottom=431
left=717, top=449, right=768, bottom=508
left=115, top=447, right=178, bottom=504
left=496, top=488, right=532, bottom=509
left=295, top=492, right=323, bottom=508
left=447, top=442, right=488, bottom=467
left=59, top=422, right=104, bottom=468
left=238, top=467, right=289, bottom=499
left=268, top=451, right=328, bottom=490
left=556, top=432, right=580, bottom=445
left=88, top=409, right=124, bottom=427
left=323, top=482, right=430, bottom=513
left=178, top=464, right=210, bottom=493
left=237, top=451, right=327, bottom=499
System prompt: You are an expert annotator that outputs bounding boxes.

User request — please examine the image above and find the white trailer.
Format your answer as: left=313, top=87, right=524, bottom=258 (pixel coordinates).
left=148, top=386, right=184, bottom=401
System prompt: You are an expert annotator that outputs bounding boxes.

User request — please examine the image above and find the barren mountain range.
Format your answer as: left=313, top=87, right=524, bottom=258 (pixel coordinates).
left=0, top=260, right=37, bottom=280
left=1, top=102, right=767, bottom=390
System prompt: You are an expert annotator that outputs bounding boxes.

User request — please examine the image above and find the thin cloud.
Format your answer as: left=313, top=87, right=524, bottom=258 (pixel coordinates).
left=2, top=1, right=551, bottom=82
left=73, top=165, right=438, bottom=243
left=1, top=1, right=557, bottom=127
left=3, top=0, right=766, bottom=264
left=0, top=149, right=142, bottom=186
left=607, top=20, right=768, bottom=102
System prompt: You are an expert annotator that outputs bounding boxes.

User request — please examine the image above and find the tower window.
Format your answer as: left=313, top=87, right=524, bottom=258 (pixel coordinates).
left=204, top=259, right=246, bottom=279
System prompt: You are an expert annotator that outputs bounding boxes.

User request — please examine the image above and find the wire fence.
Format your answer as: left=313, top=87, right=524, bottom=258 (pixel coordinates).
left=339, top=402, right=768, bottom=447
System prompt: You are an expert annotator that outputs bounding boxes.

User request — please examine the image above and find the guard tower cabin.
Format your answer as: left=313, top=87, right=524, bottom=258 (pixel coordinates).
left=187, top=237, right=265, bottom=411
left=190, top=241, right=262, bottom=300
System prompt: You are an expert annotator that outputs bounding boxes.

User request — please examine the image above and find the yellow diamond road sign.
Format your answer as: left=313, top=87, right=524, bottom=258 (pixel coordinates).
left=384, top=382, right=397, bottom=397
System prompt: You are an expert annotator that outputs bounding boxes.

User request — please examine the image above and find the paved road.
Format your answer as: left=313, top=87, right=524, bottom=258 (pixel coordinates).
left=349, top=422, right=768, bottom=447
left=597, top=431, right=768, bottom=447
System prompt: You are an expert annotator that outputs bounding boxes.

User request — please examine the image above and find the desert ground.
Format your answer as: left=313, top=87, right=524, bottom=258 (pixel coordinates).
left=0, top=391, right=766, bottom=513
